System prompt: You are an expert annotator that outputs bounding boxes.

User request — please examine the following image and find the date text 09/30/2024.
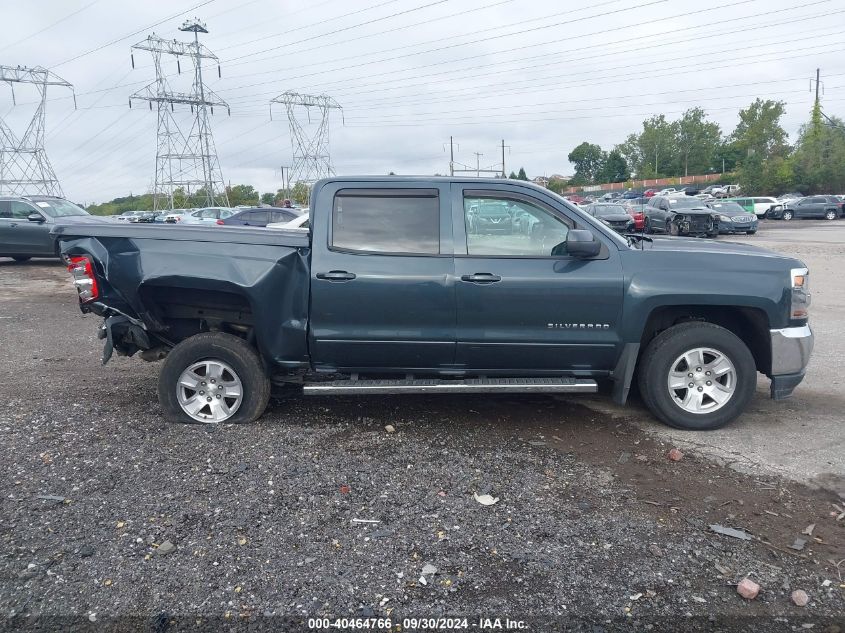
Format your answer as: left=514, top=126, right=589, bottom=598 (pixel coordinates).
left=307, top=617, right=529, bottom=630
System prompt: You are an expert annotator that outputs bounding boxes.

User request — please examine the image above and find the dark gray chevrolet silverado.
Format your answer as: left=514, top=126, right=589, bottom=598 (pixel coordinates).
left=53, top=177, right=814, bottom=430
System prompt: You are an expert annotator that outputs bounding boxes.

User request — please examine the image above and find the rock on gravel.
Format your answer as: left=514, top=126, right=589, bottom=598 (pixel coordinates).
left=667, top=448, right=684, bottom=462
left=791, top=589, right=809, bottom=607
left=156, top=540, right=176, bottom=556
left=737, top=578, right=761, bottom=600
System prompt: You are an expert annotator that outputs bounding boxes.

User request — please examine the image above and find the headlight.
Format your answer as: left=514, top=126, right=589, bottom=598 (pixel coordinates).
left=720, top=215, right=731, bottom=222
left=790, top=267, right=810, bottom=319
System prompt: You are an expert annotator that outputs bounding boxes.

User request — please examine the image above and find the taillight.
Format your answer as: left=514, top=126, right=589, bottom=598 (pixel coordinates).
left=67, top=255, right=99, bottom=303
left=216, top=219, right=224, bottom=225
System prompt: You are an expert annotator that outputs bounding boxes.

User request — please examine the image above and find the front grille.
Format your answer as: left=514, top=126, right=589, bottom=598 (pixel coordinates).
left=686, top=215, right=711, bottom=232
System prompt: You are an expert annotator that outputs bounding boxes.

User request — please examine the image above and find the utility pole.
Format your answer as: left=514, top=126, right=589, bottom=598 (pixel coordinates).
left=815, top=68, right=820, bottom=105
left=0, top=66, right=75, bottom=196
left=130, top=18, right=230, bottom=211
left=450, top=136, right=454, bottom=176
left=474, top=152, right=483, bottom=177
left=280, top=165, right=290, bottom=198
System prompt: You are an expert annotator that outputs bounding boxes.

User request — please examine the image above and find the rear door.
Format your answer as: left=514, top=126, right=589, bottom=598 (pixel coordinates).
left=309, top=183, right=456, bottom=372
left=451, top=184, right=624, bottom=372
left=798, top=197, right=825, bottom=218
left=0, top=201, right=52, bottom=256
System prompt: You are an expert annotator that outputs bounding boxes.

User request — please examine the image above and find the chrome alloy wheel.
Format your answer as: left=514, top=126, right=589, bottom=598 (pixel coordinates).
left=176, top=359, right=243, bottom=423
left=667, top=347, right=736, bottom=415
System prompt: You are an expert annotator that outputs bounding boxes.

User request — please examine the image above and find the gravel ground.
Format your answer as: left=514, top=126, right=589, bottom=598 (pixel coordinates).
left=1, top=252, right=844, bottom=633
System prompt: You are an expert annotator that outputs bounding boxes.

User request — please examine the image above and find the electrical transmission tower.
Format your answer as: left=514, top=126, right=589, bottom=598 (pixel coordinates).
left=270, top=92, right=342, bottom=189
left=0, top=65, right=75, bottom=196
left=130, top=19, right=229, bottom=210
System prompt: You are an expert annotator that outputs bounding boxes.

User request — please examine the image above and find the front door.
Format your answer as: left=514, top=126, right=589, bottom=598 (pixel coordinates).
left=309, top=183, right=456, bottom=372
left=451, top=184, right=624, bottom=373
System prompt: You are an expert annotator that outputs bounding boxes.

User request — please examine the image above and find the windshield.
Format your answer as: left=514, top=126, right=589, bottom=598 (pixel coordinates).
left=667, top=197, right=705, bottom=209
left=592, top=205, right=627, bottom=217
left=33, top=199, right=89, bottom=218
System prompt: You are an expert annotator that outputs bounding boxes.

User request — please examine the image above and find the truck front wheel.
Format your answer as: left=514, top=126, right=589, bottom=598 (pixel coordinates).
left=158, top=332, right=270, bottom=424
left=637, top=322, right=756, bottom=430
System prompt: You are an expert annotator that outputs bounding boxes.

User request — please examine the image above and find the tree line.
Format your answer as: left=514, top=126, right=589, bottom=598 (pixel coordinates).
left=85, top=182, right=311, bottom=216
left=559, top=99, right=845, bottom=195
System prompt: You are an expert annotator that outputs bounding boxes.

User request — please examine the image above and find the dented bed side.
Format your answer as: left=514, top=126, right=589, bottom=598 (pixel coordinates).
left=53, top=224, right=312, bottom=370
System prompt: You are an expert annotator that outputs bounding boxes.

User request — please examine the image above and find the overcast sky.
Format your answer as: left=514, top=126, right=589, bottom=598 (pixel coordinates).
left=2, top=0, right=844, bottom=204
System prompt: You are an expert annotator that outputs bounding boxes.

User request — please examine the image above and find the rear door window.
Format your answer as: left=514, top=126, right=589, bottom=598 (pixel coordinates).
left=248, top=210, right=269, bottom=224
left=332, top=189, right=439, bottom=254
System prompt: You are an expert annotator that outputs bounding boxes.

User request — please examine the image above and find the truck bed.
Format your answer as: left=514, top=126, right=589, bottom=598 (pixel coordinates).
left=52, top=222, right=312, bottom=369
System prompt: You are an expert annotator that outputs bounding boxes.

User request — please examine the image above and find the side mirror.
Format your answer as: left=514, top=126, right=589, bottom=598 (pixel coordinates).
left=565, top=229, right=601, bottom=258
left=28, top=213, right=45, bottom=223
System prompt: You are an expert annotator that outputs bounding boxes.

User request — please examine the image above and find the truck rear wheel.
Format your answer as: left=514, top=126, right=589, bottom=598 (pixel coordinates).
left=637, top=322, right=756, bottom=430
left=157, top=332, right=270, bottom=424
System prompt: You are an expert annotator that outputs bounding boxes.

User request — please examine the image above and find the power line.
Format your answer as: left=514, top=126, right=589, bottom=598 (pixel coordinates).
left=0, top=0, right=101, bottom=53
left=50, top=0, right=219, bottom=67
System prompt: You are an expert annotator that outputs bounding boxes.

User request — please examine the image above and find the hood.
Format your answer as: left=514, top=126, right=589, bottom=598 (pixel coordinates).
left=52, top=214, right=107, bottom=224
left=597, top=213, right=633, bottom=222
left=643, top=236, right=795, bottom=260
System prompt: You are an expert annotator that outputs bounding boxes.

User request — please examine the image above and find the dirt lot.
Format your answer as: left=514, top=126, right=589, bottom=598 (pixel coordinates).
left=1, top=221, right=844, bottom=632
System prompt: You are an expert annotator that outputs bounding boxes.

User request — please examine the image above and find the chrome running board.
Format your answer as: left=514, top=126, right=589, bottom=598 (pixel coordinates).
left=302, top=376, right=598, bottom=396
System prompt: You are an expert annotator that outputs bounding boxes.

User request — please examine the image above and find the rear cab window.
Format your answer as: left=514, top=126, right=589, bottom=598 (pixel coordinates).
left=331, top=189, right=440, bottom=255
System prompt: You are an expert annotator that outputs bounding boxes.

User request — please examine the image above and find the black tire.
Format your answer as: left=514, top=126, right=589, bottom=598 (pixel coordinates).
left=643, top=219, right=652, bottom=234
left=782, top=210, right=793, bottom=221
left=666, top=219, right=677, bottom=236
left=746, top=230, right=757, bottom=235
left=637, top=322, right=757, bottom=430
left=12, top=256, right=31, bottom=262
left=157, top=332, right=270, bottom=424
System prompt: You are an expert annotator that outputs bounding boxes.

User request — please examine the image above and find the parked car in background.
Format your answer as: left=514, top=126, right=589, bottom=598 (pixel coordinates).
left=0, top=195, right=103, bottom=261
left=644, top=195, right=718, bottom=237
left=565, top=194, right=587, bottom=205
left=707, top=201, right=758, bottom=235
left=620, top=198, right=647, bottom=230
left=217, top=207, right=299, bottom=227
left=583, top=203, right=635, bottom=233
left=728, top=197, right=781, bottom=218
left=116, top=210, right=145, bottom=222
left=713, top=184, right=741, bottom=198
left=129, top=211, right=162, bottom=223
left=163, top=210, right=192, bottom=223
left=180, top=207, right=235, bottom=225
left=267, top=212, right=310, bottom=231
left=771, top=196, right=841, bottom=221
left=643, top=189, right=656, bottom=197
left=467, top=201, right=513, bottom=234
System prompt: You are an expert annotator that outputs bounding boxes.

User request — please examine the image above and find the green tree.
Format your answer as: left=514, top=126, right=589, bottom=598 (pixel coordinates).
left=260, top=192, right=275, bottom=205
left=730, top=99, right=789, bottom=161
left=674, top=107, right=721, bottom=177
left=291, top=181, right=309, bottom=206
left=597, top=149, right=630, bottom=183
left=568, top=142, right=604, bottom=184
left=636, top=115, right=676, bottom=177
left=516, top=167, right=529, bottom=181
left=546, top=176, right=569, bottom=194
left=615, top=134, right=643, bottom=177
left=508, top=171, right=518, bottom=179
left=226, top=184, right=260, bottom=207
left=791, top=103, right=845, bottom=193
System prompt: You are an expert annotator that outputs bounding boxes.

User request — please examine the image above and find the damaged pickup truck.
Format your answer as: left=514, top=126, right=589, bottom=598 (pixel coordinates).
left=54, top=177, right=814, bottom=430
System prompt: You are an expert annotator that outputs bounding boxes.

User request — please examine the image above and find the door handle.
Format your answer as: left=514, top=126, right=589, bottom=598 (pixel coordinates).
left=316, top=270, right=357, bottom=281
left=460, top=273, right=502, bottom=284
left=9, top=222, right=18, bottom=227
